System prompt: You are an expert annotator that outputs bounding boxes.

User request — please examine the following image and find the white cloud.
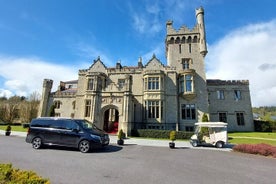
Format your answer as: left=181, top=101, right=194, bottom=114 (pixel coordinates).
left=0, top=55, right=78, bottom=98
left=206, top=20, right=276, bottom=107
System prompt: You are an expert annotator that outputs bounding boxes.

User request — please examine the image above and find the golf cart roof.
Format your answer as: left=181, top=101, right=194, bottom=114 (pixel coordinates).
left=194, top=122, right=227, bottom=127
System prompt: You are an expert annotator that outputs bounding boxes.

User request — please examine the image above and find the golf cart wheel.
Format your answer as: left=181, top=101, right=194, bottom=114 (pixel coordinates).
left=192, top=141, right=198, bottom=147
left=215, top=141, right=224, bottom=148
left=79, top=140, right=90, bottom=153
left=32, top=137, right=43, bottom=149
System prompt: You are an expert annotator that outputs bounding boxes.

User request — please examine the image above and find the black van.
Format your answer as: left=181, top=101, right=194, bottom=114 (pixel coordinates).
left=26, top=117, right=109, bottom=153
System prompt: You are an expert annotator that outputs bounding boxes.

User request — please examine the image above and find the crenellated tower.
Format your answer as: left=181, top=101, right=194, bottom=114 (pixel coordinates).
left=38, top=79, right=53, bottom=117
left=165, top=7, right=209, bottom=128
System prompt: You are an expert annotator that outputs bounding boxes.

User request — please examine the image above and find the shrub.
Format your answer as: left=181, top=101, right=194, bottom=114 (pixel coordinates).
left=118, top=129, right=125, bottom=140
left=0, top=163, right=50, bottom=184
left=233, top=143, right=276, bottom=158
left=254, top=120, right=276, bottom=132
left=169, top=131, right=176, bottom=142
left=202, top=113, right=209, bottom=122
left=131, top=129, right=193, bottom=140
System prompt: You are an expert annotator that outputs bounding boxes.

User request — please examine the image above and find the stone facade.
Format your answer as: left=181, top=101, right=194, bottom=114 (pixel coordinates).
left=38, top=7, right=254, bottom=134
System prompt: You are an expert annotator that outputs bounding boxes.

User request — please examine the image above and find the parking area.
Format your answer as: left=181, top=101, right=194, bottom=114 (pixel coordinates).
left=1, top=135, right=275, bottom=184
left=0, top=130, right=233, bottom=151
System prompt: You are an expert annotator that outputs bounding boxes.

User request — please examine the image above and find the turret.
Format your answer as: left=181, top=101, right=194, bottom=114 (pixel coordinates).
left=196, top=7, right=208, bottom=57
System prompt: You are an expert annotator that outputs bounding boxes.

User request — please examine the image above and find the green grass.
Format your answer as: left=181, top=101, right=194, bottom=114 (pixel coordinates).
left=0, top=125, right=28, bottom=132
left=228, top=132, right=276, bottom=146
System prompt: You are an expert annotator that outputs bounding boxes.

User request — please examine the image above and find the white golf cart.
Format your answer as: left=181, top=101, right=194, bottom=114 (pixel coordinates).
left=190, top=122, right=228, bottom=148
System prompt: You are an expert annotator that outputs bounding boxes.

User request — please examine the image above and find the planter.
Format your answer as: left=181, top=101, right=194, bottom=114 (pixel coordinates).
left=169, top=142, right=175, bottom=149
left=5, top=131, right=11, bottom=136
left=117, top=139, right=124, bottom=145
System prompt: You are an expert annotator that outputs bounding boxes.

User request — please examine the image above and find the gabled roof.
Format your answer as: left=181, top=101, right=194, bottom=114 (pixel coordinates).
left=88, top=56, right=107, bottom=73
left=144, top=54, right=165, bottom=70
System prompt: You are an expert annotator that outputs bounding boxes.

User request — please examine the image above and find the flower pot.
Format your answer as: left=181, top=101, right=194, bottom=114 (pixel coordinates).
left=169, top=142, right=175, bottom=149
left=5, top=131, right=11, bottom=136
left=117, top=139, right=124, bottom=145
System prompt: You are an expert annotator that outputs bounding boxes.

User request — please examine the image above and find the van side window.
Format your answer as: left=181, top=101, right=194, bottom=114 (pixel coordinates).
left=31, top=119, right=51, bottom=128
left=51, top=121, right=64, bottom=129
left=65, top=120, right=79, bottom=130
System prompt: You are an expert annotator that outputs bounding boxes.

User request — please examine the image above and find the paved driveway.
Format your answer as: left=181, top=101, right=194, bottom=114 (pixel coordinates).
left=0, top=135, right=275, bottom=184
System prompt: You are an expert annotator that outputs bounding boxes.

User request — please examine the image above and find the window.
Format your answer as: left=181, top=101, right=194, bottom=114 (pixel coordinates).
left=118, top=79, right=125, bottom=88
left=54, top=101, right=61, bottom=109
left=87, top=79, right=94, bottom=90
left=189, top=43, right=191, bottom=53
left=219, top=112, right=227, bottom=122
left=181, top=104, right=196, bottom=120
left=185, top=75, right=192, bottom=92
left=148, top=77, right=159, bottom=90
left=234, top=90, right=241, bottom=100
left=179, top=74, right=193, bottom=93
left=179, top=44, right=182, bottom=53
left=236, top=112, right=245, bottom=126
left=145, top=101, right=163, bottom=119
left=72, top=101, right=76, bottom=110
left=182, top=58, right=190, bottom=69
left=217, top=90, right=224, bottom=100
left=85, top=100, right=91, bottom=117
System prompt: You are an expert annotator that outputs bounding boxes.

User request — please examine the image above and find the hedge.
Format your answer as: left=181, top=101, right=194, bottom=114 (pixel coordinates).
left=233, top=144, right=276, bottom=158
left=131, top=129, right=193, bottom=139
left=0, top=163, right=50, bottom=184
left=254, top=120, right=276, bottom=132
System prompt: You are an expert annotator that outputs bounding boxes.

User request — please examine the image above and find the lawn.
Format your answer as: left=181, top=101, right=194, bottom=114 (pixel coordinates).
left=0, top=125, right=28, bottom=132
left=228, top=132, right=276, bottom=146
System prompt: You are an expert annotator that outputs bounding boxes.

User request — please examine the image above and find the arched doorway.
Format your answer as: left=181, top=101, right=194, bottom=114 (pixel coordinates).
left=103, top=108, right=119, bottom=134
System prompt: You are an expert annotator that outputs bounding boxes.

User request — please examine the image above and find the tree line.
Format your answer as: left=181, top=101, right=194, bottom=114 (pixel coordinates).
left=0, top=92, right=40, bottom=124
left=252, top=106, right=276, bottom=121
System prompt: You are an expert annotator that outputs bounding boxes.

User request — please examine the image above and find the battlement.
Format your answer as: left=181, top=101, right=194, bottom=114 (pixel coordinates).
left=43, top=79, right=53, bottom=88
left=207, top=79, right=249, bottom=86
left=166, top=20, right=199, bottom=36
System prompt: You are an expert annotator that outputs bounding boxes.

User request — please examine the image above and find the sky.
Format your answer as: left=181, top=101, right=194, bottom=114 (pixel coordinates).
left=0, top=0, right=276, bottom=107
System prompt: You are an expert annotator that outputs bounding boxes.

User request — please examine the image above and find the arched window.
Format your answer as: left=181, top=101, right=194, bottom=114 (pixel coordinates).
left=193, top=36, right=198, bottom=43
left=181, top=36, right=186, bottom=43
left=169, top=37, right=174, bottom=44
left=175, top=37, right=180, bottom=44
left=187, top=36, right=192, bottom=43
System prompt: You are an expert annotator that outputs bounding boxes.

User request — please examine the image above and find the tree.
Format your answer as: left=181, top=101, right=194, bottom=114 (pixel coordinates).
left=202, top=113, right=209, bottom=122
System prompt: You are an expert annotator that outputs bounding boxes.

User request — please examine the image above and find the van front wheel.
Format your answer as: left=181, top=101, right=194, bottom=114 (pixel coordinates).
left=32, top=137, right=42, bottom=149
left=79, top=140, right=90, bottom=153
left=215, top=141, right=224, bottom=148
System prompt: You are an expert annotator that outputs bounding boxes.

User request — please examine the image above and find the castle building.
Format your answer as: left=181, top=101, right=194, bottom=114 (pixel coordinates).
left=38, top=7, right=254, bottom=135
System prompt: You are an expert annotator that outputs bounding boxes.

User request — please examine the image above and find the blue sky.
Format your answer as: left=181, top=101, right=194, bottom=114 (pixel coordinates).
left=0, top=0, right=276, bottom=107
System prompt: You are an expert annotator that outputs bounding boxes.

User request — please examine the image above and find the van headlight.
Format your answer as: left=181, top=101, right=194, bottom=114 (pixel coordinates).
left=90, top=134, right=101, bottom=142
